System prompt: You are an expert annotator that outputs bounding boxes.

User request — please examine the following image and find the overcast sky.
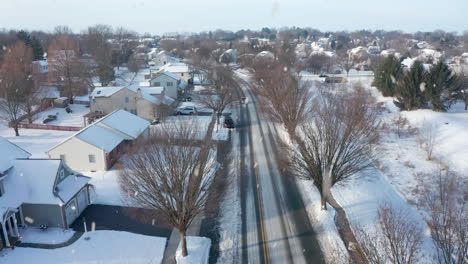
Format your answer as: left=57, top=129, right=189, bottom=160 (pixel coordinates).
left=1, top=0, right=467, bottom=34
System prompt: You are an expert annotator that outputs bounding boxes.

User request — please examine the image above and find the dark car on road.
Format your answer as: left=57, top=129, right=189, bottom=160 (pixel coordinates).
left=224, top=116, right=235, bottom=128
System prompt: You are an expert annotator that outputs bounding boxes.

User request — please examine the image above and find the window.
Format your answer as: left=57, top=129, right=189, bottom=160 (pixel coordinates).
left=92, top=98, right=96, bottom=103
left=88, top=154, right=96, bottom=163
left=154, top=82, right=160, bottom=86
left=125, top=97, right=129, bottom=103
left=60, top=154, right=66, bottom=161
left=181, top=73, right=184, bottom=76
left=167, top=82, right=173, bottom=87
left=59, top=169, right=65, bottom=181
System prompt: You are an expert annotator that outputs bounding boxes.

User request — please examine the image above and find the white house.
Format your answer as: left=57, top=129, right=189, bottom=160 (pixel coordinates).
left=149, top=71, right=187, bottom=99
left=159, top=63, right=191, bottom=82
left=48, top=110, right=150, bottom=171
left=153, top=51, right=180, bottom=67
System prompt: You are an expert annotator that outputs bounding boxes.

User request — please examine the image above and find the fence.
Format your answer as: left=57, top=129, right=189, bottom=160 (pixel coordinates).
left=15, top=123, right=83, bottom=131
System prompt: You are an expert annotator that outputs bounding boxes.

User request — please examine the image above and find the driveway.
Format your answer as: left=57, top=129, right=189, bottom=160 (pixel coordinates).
left=70, top=205, right=172, bottom=238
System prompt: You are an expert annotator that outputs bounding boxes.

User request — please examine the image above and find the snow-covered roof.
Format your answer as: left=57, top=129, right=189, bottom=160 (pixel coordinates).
left=56, top=174, right=90, bottom=202
left=160, top=63, right=190, bottom=73
left=97, top=109, right=150, bottom=140
left=76, top=124, right=126, bottom=152
left=256, top=51, right=274, bottom=59
left=143, top=87, right=164, bottom=95
left=0, top=137, right=31, bottom=174
left=36, top=86, right=60, bottom=99
left=0, top=159, right=89, bottom=218
left=152, top=71, right=182, bottom=81
left=90, top=87, right=125, bottom=97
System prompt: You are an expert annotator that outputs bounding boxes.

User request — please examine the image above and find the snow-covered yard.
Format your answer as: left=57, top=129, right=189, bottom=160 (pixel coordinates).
left=0, top=122, right=74, bottom=158
left=176, top=236, right=211, bottom=264
left=0, top=231, right=166, bottom=264
left=20, top=227, right=75, bottom=245
left=85, top=169, right=125, bottom=206
left=33, top=104, right=90, bottom=127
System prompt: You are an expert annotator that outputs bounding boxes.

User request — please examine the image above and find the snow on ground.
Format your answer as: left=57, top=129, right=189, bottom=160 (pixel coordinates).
left=176, top=236, right=211, bottom=264
left=0, top=231, right=166, bottom=264
left=0, top=121, right=74, bottom=158
left=20, top=227, right=75, bottom=245
left=33, top=104, right=89, bottom=127
left=85, top=169, right=125, bottom=206
left=154, top=116, right=213, bottom=140
left=216, top=120, right=241, bottom=264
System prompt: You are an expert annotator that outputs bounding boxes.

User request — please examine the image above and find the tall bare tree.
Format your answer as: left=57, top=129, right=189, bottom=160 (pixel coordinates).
left=198, top=66, right=236, bottom=131
left=256, top=65, right=312, bottom=137
left=83, top=25, right=114, bottom=86
left=0, top=41, right=34, bottom=136
left=48, top=35, right=91, bottom=100
left=421, top=169, right=467, bottom=264
left=119, top=123, right=216, bottom=258
left=354, top=204, right=424, bottom=264
left=291, top=86, right=380, bottom=210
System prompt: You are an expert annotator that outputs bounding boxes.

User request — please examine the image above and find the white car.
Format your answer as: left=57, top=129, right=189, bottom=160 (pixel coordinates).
left=176, top=106, right=198, bottom=115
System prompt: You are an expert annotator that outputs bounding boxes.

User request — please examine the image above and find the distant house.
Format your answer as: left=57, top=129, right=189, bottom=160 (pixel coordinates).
left=158, top=63, right=191, bottom=82
left=89, top=86, right=174, bottom=121
left=48, top=110, right=150, bottom=171
left=0, top=137, right=90, bottom=249
left=153, top=51, right=180, bottom=67
left=149, top=71, right=187, bottom=99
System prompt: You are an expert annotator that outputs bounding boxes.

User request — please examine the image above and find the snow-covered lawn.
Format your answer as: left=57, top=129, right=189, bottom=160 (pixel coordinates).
left=33, top=104, right=90, bottom=127
left=0, top=231, right=166, bottom=264
left=0, top=122, right=74, bottom=158
left=154, top=116, right=213, bottom=140
left=20, top=227, right=75, bottom=245
left=176, top=236, right=211, bottom=264
left=85, top=169, right=125, bottom=206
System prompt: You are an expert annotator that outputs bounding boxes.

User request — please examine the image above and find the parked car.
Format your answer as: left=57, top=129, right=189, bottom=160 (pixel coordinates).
left=176, top=106, right=197, bottom=115
left=319, top=74, right=329, bottom=78
left=43, top=115, right=57, bottom=124
left=223, top=116, right=235, bottom=128
left=182, top=97, right=192, bottom=102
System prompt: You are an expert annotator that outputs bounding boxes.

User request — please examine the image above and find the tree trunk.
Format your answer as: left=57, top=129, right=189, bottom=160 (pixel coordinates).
left=180, top=231, right=188, bottom=257
left=13, top=124, right=20, bottom=137
left=465, top=102, right=467, bottom=110
left=320, top=194, right=327, bottom=211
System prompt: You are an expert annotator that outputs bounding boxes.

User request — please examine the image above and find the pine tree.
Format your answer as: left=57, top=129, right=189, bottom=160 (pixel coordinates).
left=372, top=54, right=402, bottom=96
left=394, top=60, right=426, bottom=111
left=425, top=61, right=462, bottom=111
left=30, top=37, right=44, bottom=60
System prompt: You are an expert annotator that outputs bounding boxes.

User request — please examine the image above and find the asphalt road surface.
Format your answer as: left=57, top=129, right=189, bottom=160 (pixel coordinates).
left=235, top=72, right=325, bottom=264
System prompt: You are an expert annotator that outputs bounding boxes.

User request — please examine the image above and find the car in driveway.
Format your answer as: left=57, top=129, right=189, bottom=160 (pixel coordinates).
left=176, top=106, right=198, bottom=115
left=43, top=115, right=57, bottom=124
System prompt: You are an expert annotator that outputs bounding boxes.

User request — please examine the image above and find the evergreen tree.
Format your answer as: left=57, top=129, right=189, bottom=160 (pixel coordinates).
left=425, top=61, right=462, bottom=111
left=394, top=60, right=426, bottom=111
left=16, top=30, right=44, bottom=60
left=30, top=37, right=44, bottom=60
left=372, top=54, right=402, bottom=96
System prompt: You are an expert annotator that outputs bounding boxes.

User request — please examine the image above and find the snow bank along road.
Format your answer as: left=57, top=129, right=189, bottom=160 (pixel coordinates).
left=235, top=72, right=324, bottom=264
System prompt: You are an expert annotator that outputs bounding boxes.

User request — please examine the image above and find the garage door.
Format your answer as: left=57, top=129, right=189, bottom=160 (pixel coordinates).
left=76, top=188, right=89, bottom=214
left=65, top=199, right=78, bottom=226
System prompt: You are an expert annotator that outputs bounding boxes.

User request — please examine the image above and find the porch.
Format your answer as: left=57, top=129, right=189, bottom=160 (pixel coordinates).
left=1, top=207, right=25, bottom=248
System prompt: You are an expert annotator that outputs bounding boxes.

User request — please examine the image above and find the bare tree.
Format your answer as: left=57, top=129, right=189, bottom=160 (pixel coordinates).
left=291, top=86, right=380, bottom=210
left=83, top=25, right=114, bottom=86
left=127, top=54, right=144, bottom=74
left=306, top=53, right=328, bottom=74
left=416, top=121, right=438, bottom=161
left=354, top=204, right=424, bottom=264
left=119, top=123, right=216, bottom=258
left=256, top=65, right=312, bottom=137
left=421, top=169, right=467, bottom=264
left=48, top=35, right=91, bottom=100
left=198, top=66, right=236, bottom=131
left=0, top=41, right=34, bottom=136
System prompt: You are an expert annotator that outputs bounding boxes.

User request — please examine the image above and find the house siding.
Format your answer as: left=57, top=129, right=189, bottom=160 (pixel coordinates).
left=21, top=203, right=65, bottom=228
left=90, top=88, right=137, bottom=115
left=150, top=74, right=179, bottom=98
left=48, top=137, right=107, bottom=172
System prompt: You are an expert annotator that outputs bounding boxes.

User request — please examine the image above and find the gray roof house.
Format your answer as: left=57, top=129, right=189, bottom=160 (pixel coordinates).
left=48, top=109, right=150, bottom=172
left=0, top=137, right=91, bottom=249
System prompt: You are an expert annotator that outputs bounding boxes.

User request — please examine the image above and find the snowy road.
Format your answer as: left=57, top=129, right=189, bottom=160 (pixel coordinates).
left=235, top=71, right=324, bottom=264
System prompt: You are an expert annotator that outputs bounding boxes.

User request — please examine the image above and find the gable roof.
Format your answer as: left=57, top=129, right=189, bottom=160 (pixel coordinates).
left=76, top=124, right=126, bottom=152
left=151, top=71, right=182, bottom=81
left=160, top=63, right=190, bottom=73
left=1, top=159, right=61, bottom=217
left=90, top=86, right=125, bottom=97
left=0, top=137, right=31, bottom=174
left=97, top=109, right=150, bottom=139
